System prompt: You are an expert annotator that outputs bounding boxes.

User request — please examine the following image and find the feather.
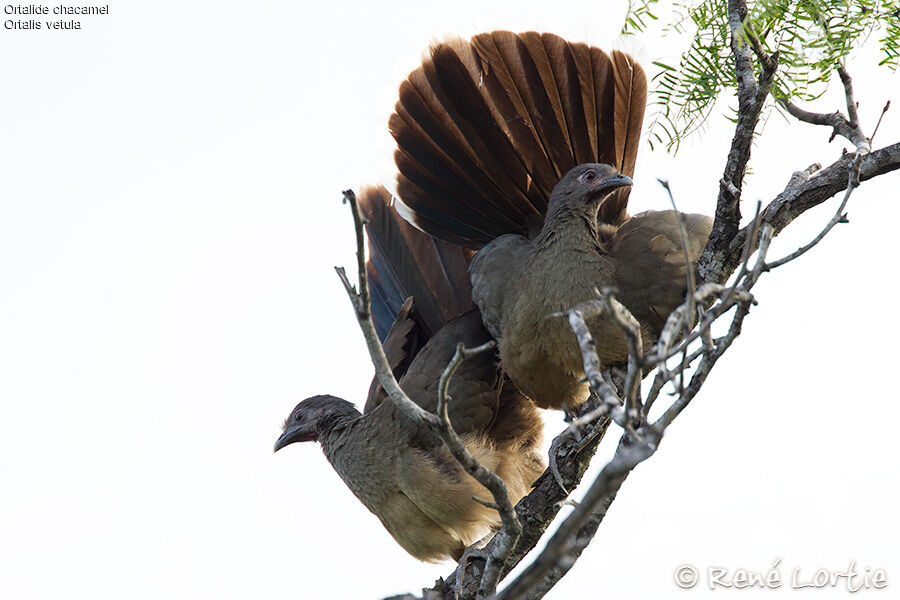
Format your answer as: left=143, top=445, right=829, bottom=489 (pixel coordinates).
left=358, top=186, right=475, bottom=341
left=389, top=31, right=648, bottom=247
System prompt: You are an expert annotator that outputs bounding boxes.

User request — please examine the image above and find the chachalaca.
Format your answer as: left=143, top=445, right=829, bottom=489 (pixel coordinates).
left=275, top=187, right=545, bottom=562
left=471, top=166, right=711, bottom=409
left=387, top=31, right=712, bottom=409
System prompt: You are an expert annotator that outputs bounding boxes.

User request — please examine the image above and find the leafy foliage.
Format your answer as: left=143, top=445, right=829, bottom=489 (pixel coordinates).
left=622, top=0, right=900, bottom=151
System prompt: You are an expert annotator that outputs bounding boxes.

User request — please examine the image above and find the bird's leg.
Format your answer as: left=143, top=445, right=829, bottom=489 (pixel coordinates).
left=547, top=435, right=572, bottom=495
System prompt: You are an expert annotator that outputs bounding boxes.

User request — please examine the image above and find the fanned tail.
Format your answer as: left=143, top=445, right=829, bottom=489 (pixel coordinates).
left=390, top=31, right=647, bottom=248
left=358, top=185, right=475, bottom=342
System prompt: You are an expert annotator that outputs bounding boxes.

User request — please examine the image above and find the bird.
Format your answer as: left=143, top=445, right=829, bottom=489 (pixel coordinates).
left=275, top=186, right=545, bottom=562
left=387, top=31, right=712, bottom=410
left=471, top=168, right=711, bottom=409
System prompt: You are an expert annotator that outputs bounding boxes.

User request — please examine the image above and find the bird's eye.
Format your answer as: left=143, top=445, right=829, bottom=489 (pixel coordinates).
left=580, top=170, right=597, bottom=183
left=294, top=412, right=304, bottom=422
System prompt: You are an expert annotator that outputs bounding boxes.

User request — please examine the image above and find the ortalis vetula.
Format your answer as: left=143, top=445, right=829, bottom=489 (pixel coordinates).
left=275, top=187, right=545, bottom=562
left=471, top=168, right=712, bottom=409
left=387, top=31, right=712, bottom=409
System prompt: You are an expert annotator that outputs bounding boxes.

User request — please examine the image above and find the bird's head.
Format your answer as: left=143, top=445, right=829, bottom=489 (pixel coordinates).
left=550, top=163, right=632, bottom=213
left=273, top=395, right=359, bottom=452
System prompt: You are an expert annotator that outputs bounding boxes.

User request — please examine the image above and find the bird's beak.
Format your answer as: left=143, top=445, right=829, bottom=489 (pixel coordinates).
left=273, top=423, right=316, bottom=452
left=599, top=173, right=632, bottom=191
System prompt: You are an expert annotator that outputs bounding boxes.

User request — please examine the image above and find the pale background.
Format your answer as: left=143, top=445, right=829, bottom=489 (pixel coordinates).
left=1, top=1, right=898, bottom=598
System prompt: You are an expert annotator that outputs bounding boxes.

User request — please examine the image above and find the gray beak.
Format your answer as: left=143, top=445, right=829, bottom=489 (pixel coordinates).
left=600, top=173, right=632, bottom=190
left=273, top=423, right=317, bottom=452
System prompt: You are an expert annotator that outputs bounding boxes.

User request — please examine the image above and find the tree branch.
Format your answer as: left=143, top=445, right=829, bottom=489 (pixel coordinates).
left=698, top=0, right=779, bottom=283
left=763, top=155, right=861, bottom=271
left=713, top=142, right=900, bottom=282
left=778, top=66, right=872, bottom=153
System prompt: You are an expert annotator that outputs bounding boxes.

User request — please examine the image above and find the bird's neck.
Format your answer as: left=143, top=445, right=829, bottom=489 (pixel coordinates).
left=317, top=407, right=362, bottom=451
left=317, top=411, right=379, bottom=490
left=535, top=202, right=604, bottom=251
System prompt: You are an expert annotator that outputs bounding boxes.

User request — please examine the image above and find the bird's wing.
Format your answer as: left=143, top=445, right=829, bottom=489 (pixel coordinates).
left=363, top=297, right=421, bottom=414
left=359, top=185, right=474, bottom=342
left=468, top=234, right=531, bottom=340
left=609, top=210, right=713, bottom=335
left=397, top=310, right=500, bottom=441
left=390, top=31, right=647, bottom=248
left=359, top=185, right=476, bottom=414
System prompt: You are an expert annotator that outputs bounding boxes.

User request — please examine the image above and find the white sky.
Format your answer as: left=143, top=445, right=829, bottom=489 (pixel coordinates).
left=1, top=1, right=899, bottom=599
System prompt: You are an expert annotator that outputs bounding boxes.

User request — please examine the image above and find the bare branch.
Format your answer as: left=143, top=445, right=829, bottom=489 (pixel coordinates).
left=712, top=142, right=900, bottom=284
left=656, top=178, right=702, bottom=396
left=778, top=65, right=871, bottom=153
left=445, top=397, right=614, bottom=599
left=871, top=101, right=891, bottom=143
left=565, top=304, right=623, bottom=412
left=737, top=16, right=776, bottom=72
left=334, top=192, right=427, bottom=429
left=435, top=341, right=522, bottom=599
left=657, top=178, right=698, bottom=319
left=496, top=430, right=658, bottom=600
left=837, top=67, right=861, bottom=130
left=779, top=103, right=871, bottom=153
left=764, top=155, right=861, bottom=271
left=562, top=292, right=643, bottom=424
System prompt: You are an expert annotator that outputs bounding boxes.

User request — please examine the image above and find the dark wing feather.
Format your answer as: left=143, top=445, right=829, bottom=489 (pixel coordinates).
left=397, top=311, right=500, bottom=444
left=364, top=297, right=422, bottom=414
left=359, top=185, right=475, bottom=343
left=390, top=31, right=648, bottom=247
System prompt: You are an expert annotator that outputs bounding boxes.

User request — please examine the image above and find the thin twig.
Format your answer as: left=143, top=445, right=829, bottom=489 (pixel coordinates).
left=837, top=66, right=861, bottom=131
left=656, top=179, right=699, bottom=397
left=870, top=100, right=890, bottom=145
left=656, top=179, right=698, bottom=321
left=738, top=16, right=776, bottom=72
left=778, top=66, right=872, bottom=153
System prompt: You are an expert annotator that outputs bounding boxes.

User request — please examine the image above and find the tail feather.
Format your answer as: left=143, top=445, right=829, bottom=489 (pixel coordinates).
left=392, top=78, right=521, bottom=232
left=469, top=32, right=561, bottom=203
left=391, top=31, right=647, bottom=248
left=367, top=260, right=403, bottom=342
left=602, top=50, right=648, bottom=226
left=359, top=186, right=475, bottom=341
left=396, top=39, right=544, bottom=235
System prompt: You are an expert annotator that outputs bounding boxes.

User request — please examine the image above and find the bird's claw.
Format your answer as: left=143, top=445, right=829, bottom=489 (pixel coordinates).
left=548, top=435, right=571, bottom=495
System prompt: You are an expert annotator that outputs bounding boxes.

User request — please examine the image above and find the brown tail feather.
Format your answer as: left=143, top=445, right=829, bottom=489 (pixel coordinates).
left=601, top=50, right=648, bottom=226
left=358, top=185, right=475, bottom=341
left=390, top=31, right=647, bottom=248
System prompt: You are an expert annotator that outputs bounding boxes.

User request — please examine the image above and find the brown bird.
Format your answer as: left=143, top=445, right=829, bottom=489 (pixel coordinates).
left=471, top=168, right=711, bottom=409
left=388, top=31, right=712, bottom=409
left=275, top=187, right=544, bottom=562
